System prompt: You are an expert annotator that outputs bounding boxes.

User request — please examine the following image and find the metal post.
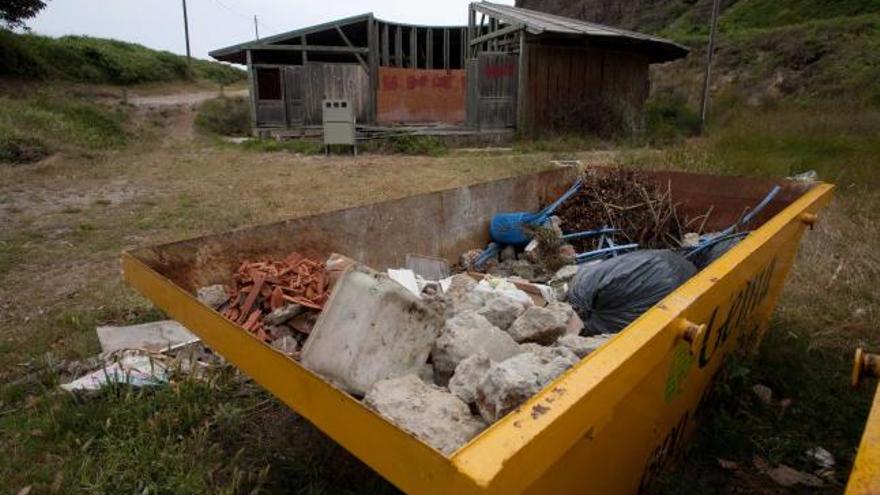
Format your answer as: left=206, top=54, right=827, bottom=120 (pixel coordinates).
left=699, top=0, right=722, bottom=134
left=182, top=0, right=191, bottom=64
left=254, top=15, right=260, bottom=40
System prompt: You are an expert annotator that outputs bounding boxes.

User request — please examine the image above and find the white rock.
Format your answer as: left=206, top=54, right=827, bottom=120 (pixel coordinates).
left=476, top=351, right=575, bottom=423
left=449, top=352, right=493, bottom=404
left=549, top=265, right=579, bottom=286
left=431, top=311, right=522, bottom=384
left=364, top=375, right=487, bottom=455
left=507, top=302, right=574, bottom=345
left=197, top=285, right=229, bottom=309
left=477, top=295, right=525, bottom=330
left=264, top=303, right=305, bottom=326
left=301, top=265, right=443, bottom=395
left=556, top=334, right=614, bottom=358
left=519, top=343, right=580, bottom=366
left=418, top=363, right=436, bottom=385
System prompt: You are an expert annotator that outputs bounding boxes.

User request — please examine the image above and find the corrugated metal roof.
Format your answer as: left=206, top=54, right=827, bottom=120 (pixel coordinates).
left=472, top=2, right=689, bottom=62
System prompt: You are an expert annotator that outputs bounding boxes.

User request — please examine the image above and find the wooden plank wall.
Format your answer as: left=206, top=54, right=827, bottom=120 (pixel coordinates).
left=474, top=52, right=519, bottom=129
left=303, top=63, right=371, bottom=125
left=520, top=44, right=649, bottom=136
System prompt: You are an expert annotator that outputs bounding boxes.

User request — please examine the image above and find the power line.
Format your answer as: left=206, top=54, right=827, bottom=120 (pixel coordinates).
left=209, top=0, right=279, bottom=35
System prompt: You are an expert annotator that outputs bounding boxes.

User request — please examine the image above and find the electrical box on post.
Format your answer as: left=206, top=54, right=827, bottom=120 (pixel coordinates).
left=322, top=99, right=357, bottom=155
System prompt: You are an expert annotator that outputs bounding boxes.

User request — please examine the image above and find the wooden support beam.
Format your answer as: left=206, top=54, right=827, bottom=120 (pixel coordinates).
left=334, top=24, right=369, bottom=72
left=382, top=23, right=390, bottom=66
left=427, top=29, right=434, bottom=70
left=245, top=50, right=257, bottom=131
left=368, top=16, right=379, bottom=124
left=253, top=43, right=369, bottom=54
left=469, top=24, right=523, bottom=47
left=301, top=35, right=308, bottom=63
left=395, top=25, right=403, bottom=68
left=443, top=28, right=450, bottom=70
left=409, top=27, right=417, bottom=68
left=461, top=28, right=467, bottom=66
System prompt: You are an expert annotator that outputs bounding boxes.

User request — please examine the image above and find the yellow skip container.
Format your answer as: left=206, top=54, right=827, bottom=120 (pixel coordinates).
left=122, top=167, right=834, bottom=494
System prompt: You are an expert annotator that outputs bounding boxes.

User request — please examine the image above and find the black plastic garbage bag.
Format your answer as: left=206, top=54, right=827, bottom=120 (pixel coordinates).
left=691, top=237, right=742, bottom=270
left=569, top=250, right=697, bottom=335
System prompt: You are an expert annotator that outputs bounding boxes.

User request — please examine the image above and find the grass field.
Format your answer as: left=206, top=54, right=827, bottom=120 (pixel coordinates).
left=1, top=80, right=879, bottom=494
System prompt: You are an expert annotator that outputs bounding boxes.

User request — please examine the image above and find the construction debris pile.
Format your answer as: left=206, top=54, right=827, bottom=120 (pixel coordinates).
left=555, top=168, right=684, bottom=252
left=211, top=253, right=331, bottom=356
left=175, top=172, right=783, bottom=457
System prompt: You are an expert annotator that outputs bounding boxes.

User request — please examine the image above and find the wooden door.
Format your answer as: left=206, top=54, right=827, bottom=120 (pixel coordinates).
left=473, top=53, right=518, bottom=129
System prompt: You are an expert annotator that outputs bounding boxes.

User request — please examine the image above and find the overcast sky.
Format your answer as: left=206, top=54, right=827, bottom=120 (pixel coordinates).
left=27, top=0, right=515, bottom=61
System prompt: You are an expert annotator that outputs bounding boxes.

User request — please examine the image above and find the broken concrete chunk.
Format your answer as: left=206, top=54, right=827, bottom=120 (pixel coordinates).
left=96, top=321, right=197, bottom=354
left=364, top=375, right=486, bottom=455
left=263, top=304, right=306, bottom=326
left=549, top=265, right=579, bottom=286
left=431, top=311, right=522, bottom=384
left=271, top=336, right=299, bottom=356
left=477, top=295, right=525, bottom=331
left=449, top=352, right=493, bottom=405
left=418, top=363, right=436, bottom=385
left=556, top=334, right=614, bottom=358
left=301, top=265, right=443, bottom=396
left=506, top=302, right=574, bottom=345
left=197, top=285, right=229, bottom=309
left=475, top=351, right=575, bottom=423
left=519, top=343, right=580, bottom=366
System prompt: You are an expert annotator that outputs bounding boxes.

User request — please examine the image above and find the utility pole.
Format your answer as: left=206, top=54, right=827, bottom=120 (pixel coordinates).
left=699, top=0, right=722, bottom=134
left=182, top=0, right=192, bottom=64
left=254, top=15, right=260, bottom=40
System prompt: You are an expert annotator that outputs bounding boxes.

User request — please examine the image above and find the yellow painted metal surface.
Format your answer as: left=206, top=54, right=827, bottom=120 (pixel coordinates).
left=848, top=385, right=880, bottom=495
left=122, top=177, right=834, bottom=495
left=847, top=349, right=880, bottom=495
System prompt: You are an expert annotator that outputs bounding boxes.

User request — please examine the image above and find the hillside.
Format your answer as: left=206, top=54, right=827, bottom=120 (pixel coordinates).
left=0, top=30, right=245, bottom=86
left=517, top=0, right=880, bottom=108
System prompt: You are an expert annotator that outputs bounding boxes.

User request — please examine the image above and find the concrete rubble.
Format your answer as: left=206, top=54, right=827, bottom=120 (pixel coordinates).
left=476, top=350, right=576, bottom=423
left=302, top=265, right=443, bottom=396
left=506, top=302, right=574, bottom=345
left=448, top=352, right=493, bottom=404
left=197, top=284, right=229, bottom=309
left=431, top=311, right=522, bottom=383
left=96, top=320, right=198, bottom=354
left=364, top=375, right=487, bottom=455
left=555, top=334, right=614, bottom=358
left=476, top=295, right=525, bottom=331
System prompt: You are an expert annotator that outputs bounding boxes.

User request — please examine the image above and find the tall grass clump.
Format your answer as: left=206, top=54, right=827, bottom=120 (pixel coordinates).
left=0, top=95, right=127, bottom=162
left=194, top=96, right=251, bottom=137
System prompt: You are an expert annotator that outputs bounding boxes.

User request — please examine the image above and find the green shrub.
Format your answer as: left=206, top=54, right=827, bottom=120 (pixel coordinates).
left=645, top=96, right=702, bottom=143
left=194, top=96, right=251, bottom=136
left=0, top=133, right=49, bottom=164
left=383, top=135, right=448, bottom=156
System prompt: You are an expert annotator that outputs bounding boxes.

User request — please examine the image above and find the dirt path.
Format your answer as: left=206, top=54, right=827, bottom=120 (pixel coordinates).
left=129, top=89, right=247, bottom=108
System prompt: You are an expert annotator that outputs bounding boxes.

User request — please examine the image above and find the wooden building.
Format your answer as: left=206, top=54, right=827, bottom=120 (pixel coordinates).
left=210, top=3, right=688, bottom=136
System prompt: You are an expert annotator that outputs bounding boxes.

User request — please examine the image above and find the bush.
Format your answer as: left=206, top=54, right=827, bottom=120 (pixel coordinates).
left=0, top=133, right=49, bottom=164
left=645, top=97, right=702, bottom=144
left=0, top=30, right=245, bottom=85
left=195, top=96, right=251, bottom=136
left=383, top=135, right=447, bottom=156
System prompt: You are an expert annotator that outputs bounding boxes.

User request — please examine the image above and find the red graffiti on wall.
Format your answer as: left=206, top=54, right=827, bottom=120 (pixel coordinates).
left=407, top=75, right=430, bottom=90
left=382, top=75, right=399, bottom=91
left=432, top=75, right=453, bottom=89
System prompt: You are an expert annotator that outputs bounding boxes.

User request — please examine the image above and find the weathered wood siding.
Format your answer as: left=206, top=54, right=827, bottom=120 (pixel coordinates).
left=470, top=52, right=519, bottom=129
left=303, top=63, right=371, bottom=125
left=520, top=43, right=649, bottom=136
left=376, top=67, right=467, bottom=124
